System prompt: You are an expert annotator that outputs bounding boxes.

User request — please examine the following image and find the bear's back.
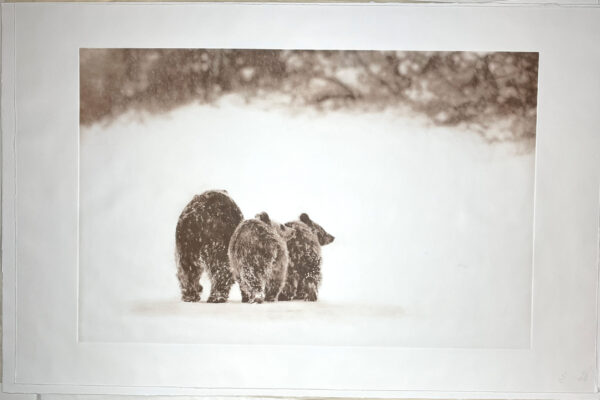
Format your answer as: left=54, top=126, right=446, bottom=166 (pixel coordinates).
left=231, top=219, right=284, bottom=255
left=176, top=190, right=243, bottom=254
left=229, top=219, right=288, bottom=276
left=284, top=221, right=321, bottom=263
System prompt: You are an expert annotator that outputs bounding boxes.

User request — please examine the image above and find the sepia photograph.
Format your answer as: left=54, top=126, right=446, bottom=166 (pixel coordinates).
left=79, top=48, right=538, bottom=348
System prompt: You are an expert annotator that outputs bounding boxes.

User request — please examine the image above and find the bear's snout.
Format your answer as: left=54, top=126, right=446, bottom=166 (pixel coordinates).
left=325, top=234, right=335, bottom=244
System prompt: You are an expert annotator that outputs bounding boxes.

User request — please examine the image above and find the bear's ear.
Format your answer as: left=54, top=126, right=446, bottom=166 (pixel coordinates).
left=299, top=213, right=311, bottom=224
left=256, top=212, right=271, bottom=224
left=280, top=224, right=294, bottom=240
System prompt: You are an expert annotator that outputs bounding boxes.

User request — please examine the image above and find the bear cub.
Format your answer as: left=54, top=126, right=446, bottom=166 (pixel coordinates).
left=175, top=190, right=244, bottom=303
left=279, top=213, right=335, bottom=302
left=228, top=212, right=292, bottom=304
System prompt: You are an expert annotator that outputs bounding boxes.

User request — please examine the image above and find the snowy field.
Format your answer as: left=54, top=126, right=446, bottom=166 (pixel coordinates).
left=79, top=96, right=535, bottom=348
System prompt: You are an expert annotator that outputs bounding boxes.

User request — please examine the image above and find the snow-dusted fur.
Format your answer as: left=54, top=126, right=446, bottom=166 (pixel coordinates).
left=279, top=213, right=335, bottom=302
left=175, top=190, right=244, bottom=303
left=228, top=212, right=290, bottom=304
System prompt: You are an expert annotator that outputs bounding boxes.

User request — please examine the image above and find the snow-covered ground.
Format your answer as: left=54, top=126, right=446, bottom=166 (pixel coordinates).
left=79, top=96, right=535, bottom=348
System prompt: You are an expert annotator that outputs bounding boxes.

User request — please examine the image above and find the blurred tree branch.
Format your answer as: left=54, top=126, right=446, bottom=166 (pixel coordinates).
left=80, top=49, right=538, bottom=143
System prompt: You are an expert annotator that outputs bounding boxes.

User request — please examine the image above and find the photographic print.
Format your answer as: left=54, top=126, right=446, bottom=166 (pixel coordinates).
left=79, top=49, right=538, bottom=348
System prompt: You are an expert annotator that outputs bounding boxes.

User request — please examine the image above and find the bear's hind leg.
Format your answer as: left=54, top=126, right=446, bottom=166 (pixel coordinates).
left=295, top=276, right=319, bottom=302
left=278, top=271, right=298, bottom=301
left=302, top=278, right=319, bottom=301
left=247, top=285, right=265, bottom=304
left=177, top=255, right=203, bottom=302
left=239, top=266, right=266, bottom=304
left=240, top=280, right=264, bottom=304
left=265, top=266, right=286, bottom=302
left=265, top=282, right=281, bottom=302
left=207, top=261, right=234, bottom=303
left=240, top=279, right=262, bottom=303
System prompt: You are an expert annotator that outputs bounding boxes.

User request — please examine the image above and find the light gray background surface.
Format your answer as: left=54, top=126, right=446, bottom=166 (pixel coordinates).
left=1, top=1, right=599, bottom=400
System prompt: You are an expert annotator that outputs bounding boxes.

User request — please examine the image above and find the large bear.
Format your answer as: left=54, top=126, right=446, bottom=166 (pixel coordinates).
left=175, top=190, right=243, bottom=303
left=278, top=213, right=335, bottom=302
left=228, top=212, right=291, bottom=304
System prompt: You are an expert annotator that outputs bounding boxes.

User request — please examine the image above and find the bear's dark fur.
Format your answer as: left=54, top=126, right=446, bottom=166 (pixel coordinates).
left=228, top=212, right=291, bottom=304
left=278, top=213, right=334, bottom=302
left=175, top=190, right=244, bottom=303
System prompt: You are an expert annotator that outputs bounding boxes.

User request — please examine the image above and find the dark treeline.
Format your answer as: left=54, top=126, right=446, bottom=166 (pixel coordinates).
left=80, top=49, right=538, bottom=141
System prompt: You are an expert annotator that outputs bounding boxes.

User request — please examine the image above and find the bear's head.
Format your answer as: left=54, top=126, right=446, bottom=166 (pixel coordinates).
left=299, top=213, right=335, bottom=246
left=256, top=212, right=293, bottom=240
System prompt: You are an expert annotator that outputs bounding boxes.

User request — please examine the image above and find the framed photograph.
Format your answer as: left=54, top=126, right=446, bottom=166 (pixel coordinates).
left=2, top=3, right=599, bottom=398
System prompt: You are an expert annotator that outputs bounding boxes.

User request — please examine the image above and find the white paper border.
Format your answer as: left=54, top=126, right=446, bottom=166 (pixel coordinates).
left=2, top=2, right=600, bottom=397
